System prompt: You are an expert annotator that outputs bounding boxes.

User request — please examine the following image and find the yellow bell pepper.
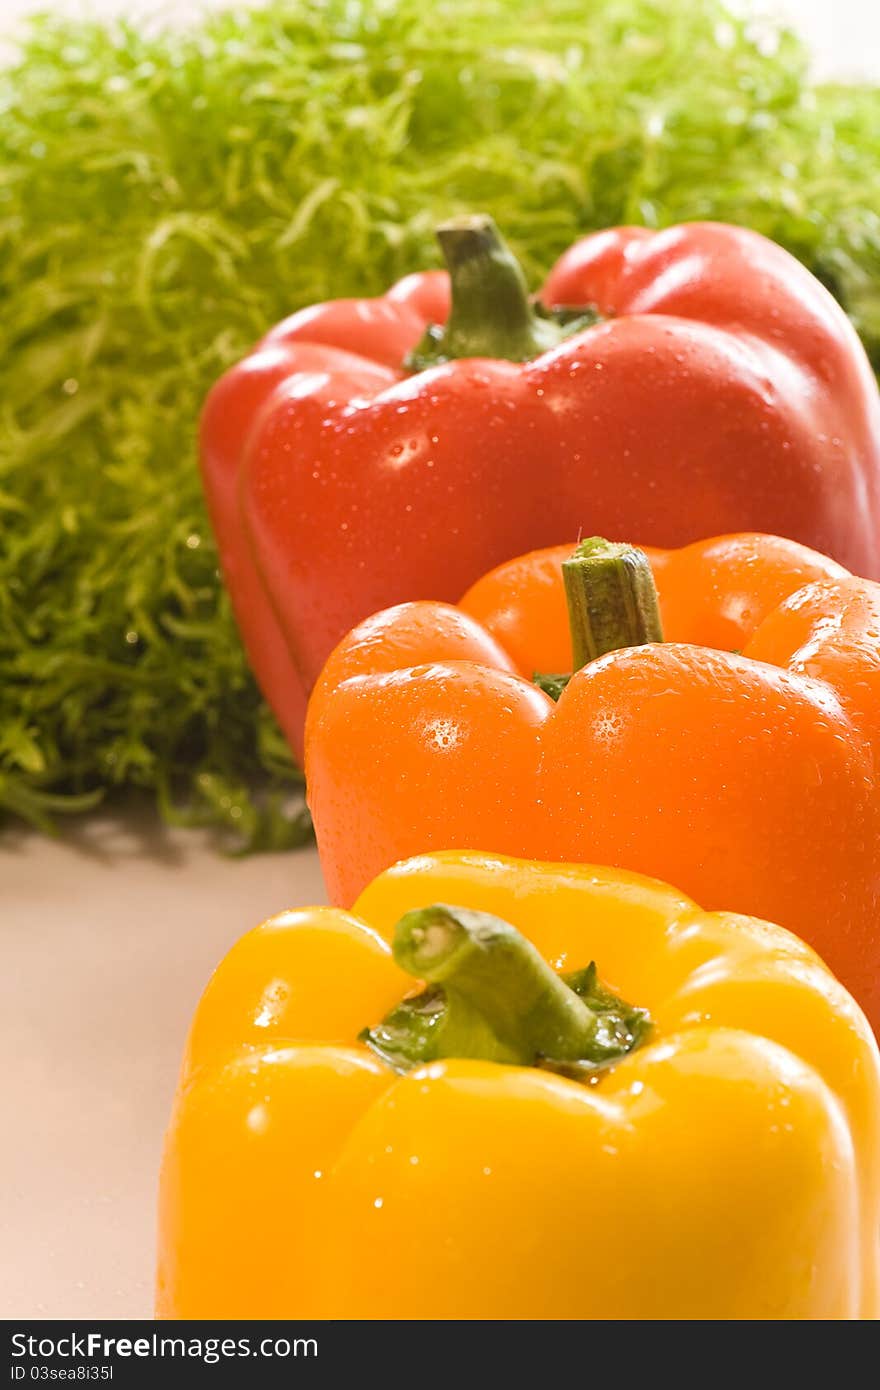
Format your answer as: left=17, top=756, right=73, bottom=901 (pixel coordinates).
left=157, top=852, right=880, bottom=1321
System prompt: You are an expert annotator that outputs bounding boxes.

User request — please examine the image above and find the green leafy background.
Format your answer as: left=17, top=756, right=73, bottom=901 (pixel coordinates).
left=1, top=0, right=878, bottom=848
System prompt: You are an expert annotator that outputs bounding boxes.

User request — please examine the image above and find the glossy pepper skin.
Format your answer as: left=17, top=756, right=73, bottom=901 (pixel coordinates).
left=156, top=852, right=880, bottom=1320
left=200, top=220, right=880, bottom=761
left=306, top=533, right=880, bottom=1033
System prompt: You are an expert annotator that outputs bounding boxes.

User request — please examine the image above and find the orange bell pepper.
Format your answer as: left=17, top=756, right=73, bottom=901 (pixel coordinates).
left=157, top=852, right=880, bottom=1320
left=306, top=533, right=880, bottom=1032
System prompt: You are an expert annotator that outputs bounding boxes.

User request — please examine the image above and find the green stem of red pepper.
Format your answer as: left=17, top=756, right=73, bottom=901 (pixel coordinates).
left=361, top=903, right=650, bottom=1077
left=534, top=538, right=664, bottom=699
left=405, top=215, right=601, bottom=370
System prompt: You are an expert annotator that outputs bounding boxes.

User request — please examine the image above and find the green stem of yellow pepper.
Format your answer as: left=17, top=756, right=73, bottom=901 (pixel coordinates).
left=362, top=904, right=650, bottom=1077
left=396, top=904, right=600, bottom=1063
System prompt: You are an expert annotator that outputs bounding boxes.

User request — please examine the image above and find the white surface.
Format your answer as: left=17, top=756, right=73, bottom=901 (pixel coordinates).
left=1, top=816, right=326, bottom=1319
left=1, top=0, right=878, bottom=1323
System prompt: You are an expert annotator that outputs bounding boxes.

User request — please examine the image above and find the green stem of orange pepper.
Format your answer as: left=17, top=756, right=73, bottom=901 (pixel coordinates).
left=534, top=538, right=663, bottom=698
left=563, top=537, right=663, bottom=666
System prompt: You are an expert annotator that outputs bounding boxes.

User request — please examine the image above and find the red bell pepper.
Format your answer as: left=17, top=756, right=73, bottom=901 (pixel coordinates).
left=200, top=217, right=880, bottom=761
